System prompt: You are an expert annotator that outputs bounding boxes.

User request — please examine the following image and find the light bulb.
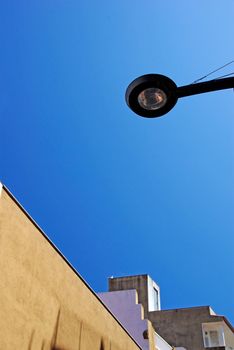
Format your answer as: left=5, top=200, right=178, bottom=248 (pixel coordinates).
left=137, top=88, right=167, bottom=110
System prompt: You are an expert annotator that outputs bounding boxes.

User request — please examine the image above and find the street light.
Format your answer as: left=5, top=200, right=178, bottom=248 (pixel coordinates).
left=125, top=74, right=234, bottom=118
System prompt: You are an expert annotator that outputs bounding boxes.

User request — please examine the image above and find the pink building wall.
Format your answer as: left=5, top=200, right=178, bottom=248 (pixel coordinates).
left=98, top=289, right=150, bottom=350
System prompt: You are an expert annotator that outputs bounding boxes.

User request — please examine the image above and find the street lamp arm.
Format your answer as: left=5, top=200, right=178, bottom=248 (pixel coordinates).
left=177, top=77, right=234, bottom=98
left=125, top=74, right=234, bottom=118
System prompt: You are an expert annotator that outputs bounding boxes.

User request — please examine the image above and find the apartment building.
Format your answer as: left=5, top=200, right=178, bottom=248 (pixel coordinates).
left=103, top=274, right=234, bottom=350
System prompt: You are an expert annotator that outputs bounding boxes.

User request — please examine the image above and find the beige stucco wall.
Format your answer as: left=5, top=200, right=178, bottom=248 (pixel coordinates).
left=0, top=186, right=142, bottom=350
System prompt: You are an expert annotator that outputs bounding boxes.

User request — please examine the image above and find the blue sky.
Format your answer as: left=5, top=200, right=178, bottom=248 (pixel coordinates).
left=1, top=1, right=234, bottom=323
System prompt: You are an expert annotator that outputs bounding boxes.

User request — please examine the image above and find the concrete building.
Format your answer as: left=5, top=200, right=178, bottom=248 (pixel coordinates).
left=109, top=274, right=161, bottom=314
left=149, top=305, right=234, bottom=350
left=105, top=275, right=234, bottom=350
left=0, top=183, right=154, bottom=350
left=98, top=288, right=172, bottom=350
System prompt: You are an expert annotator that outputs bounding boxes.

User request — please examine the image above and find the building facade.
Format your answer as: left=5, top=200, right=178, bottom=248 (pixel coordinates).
left=98, top=288, right=172, bottom=350
left=1, top=183, right=233, bottom=350
left=105, top=275, right=234, bottom=350
left=0, top=184, right=146, bottom=350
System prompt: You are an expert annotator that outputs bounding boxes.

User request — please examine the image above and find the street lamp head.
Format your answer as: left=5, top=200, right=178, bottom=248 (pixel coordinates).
left=125, top=74, right=178, bottom=118
left=126, top=73, right=234, bottom=118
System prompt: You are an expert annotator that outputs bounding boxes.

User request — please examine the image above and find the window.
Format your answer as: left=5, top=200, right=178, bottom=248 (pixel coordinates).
left=202, top=325, right=225, bottom=348
left=153, top=288, right=159, bottom=311
left=209, top=330, right=219, bottom=346
left=204, top=330, right=219, bottom=347
left=148, top=279, right=161, bottom=311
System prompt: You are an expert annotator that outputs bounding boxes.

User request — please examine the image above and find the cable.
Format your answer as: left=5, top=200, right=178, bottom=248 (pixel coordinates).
left=211, top=71, right=234, bottom=80
left=192, top=60, right=234, bottom=84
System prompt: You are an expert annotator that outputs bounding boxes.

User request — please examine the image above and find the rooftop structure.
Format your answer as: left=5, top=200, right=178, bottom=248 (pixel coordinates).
left=101, top=275, right=234, bottom=350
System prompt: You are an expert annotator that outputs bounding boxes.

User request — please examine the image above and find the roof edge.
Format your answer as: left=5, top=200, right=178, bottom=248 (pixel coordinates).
left=1, top=184, right=142, bottom=349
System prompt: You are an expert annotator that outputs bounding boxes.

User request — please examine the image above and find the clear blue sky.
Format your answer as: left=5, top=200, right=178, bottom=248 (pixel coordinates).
left=1, top=1, right=234, bottom=323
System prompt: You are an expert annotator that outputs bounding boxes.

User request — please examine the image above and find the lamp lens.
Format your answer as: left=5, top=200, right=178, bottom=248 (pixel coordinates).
left=137, top=88, right=167, bottom=110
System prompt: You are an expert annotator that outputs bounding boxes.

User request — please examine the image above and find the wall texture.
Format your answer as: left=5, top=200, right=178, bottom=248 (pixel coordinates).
left=149, top=306, right=234, bottom=350
left=108, top=274, right=234, bottom=350
left=109, top=275, right=149, bottom=316
left=0, top=185, right=142, bottom=350
left=98, top=289, right=155, bottom=350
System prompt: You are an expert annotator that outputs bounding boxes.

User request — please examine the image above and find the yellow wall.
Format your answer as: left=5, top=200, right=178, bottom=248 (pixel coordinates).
left=0, top=185, right=142, bottom=350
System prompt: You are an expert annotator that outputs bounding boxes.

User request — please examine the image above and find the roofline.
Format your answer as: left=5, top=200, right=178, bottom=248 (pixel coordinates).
left=1, top=184, right=142, bottom=349
left=109, top=274, right=149, bottom=280
left=212, top=316, right=234, bottom=333
left=202, top=316, right=234, bottom=333
left=150, top=305, right=234, bottom=332
left=150, top=305, right=212, bottom=312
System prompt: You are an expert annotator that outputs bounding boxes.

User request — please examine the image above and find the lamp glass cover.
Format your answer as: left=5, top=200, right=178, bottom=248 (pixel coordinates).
left=137, top=88, right=167, bottom=110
